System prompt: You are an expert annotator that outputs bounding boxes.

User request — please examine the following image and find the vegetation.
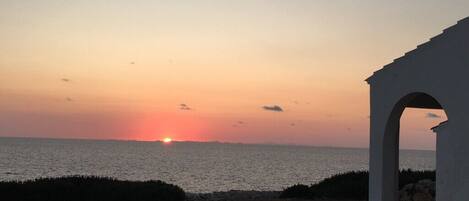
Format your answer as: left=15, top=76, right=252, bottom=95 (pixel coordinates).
left=0, top=176, right=185, bottom=201
left=280, top=184, right=311, bottom=199
left=280, top=169, right=435, bottom=200
left=0, top=169, right=436, bottom=201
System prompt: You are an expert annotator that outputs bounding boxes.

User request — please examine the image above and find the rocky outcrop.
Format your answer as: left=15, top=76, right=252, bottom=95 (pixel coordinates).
left=399, top=180, right=435, bottom=201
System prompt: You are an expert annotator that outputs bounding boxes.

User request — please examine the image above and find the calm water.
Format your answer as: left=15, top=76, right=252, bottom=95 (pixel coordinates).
left=0, top=137, right=435, bottom=192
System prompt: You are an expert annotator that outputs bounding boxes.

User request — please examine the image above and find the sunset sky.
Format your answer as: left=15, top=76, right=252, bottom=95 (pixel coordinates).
left=1, top=0, right=467, bottom=150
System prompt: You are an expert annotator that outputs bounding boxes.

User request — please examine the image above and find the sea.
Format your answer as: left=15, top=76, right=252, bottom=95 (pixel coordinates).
left=0, top=137, right=435, bottom=193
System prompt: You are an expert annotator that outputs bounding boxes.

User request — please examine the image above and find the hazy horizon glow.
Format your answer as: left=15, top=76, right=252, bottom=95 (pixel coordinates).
left=1, top=0, right=463, bottom=149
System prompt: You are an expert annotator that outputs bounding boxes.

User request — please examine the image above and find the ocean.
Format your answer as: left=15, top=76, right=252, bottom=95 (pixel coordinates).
left=0, top=137, right=435, bottom=193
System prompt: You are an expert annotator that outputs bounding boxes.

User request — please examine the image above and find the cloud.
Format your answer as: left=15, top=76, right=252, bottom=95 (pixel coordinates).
left=262, top=105, right=283, bottom=112
left=61, top=78, right=70, bottom=82
left=179, top=103, right=191, bottom=110
left=230, top=121, right=245, bottom=128
left=65, top=97, right=73, bottom=102
left=426, top=112, right=441, bottom=118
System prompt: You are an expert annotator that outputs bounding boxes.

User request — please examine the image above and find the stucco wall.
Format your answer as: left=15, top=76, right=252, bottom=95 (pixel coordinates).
left=368, top=17, right=469, bottom=201
left=434, top=122, right=450, bottom=201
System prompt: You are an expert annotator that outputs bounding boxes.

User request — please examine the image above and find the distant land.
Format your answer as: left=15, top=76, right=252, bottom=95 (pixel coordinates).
left=0, top=136, right=436, bottom=151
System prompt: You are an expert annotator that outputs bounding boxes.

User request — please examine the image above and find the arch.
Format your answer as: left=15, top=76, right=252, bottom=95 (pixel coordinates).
left=381, top=92, right=447, bottom=201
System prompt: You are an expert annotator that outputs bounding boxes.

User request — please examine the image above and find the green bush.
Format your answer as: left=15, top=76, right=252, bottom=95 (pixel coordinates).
left=280, top=169, right=435, bottom=200
left=0, top=176, right=185, bottom=201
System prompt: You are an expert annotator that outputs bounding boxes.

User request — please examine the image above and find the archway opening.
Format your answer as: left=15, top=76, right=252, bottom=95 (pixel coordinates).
left=385, top=92, right=448, bottom=201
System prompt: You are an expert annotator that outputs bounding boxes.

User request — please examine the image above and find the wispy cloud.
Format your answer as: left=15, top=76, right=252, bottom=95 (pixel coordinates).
left=262, top=105, right=283, bottom=112
left=232, top=121, right=245, bottom=128
left=179, top=103, right=191, bottom=110
left=426, top=112, right=441, bottom=118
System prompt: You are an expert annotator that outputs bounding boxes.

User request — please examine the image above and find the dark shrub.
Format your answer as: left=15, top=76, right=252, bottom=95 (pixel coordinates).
left=309, top=171, right=368, bottom=200
left=398, top=169, right=435, bottom=189
left=280, top=169, right=435, bottom=200
left=280, top=184, right=311, bottom=198
left=0, top=176, right=185, bottom=201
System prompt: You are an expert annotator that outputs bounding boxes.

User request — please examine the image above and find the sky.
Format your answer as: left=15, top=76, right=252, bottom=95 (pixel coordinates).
left=1, top=0, right=467, bottom=150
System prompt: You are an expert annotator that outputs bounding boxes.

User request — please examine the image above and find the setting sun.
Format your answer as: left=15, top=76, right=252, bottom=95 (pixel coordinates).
left=163, top=137, right=172, bottom=143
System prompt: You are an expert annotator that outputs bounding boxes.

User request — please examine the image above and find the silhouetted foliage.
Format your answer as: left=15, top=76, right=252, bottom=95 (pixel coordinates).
left=0, top=176, right=185, bottom=201
left=280, top=169, right=435, bottom=200
left=398, top=169, right=435, bottom=189
left=280, top=184, right=311, bottom=198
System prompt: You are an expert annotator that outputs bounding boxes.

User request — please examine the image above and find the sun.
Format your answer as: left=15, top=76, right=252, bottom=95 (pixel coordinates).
left=162, top=137, right=172, bottom=143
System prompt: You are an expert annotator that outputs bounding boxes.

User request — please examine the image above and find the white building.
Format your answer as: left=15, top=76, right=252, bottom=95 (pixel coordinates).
left=367, top=17, right=469, bottom=201
left=432, top=121, right=450, bottom=201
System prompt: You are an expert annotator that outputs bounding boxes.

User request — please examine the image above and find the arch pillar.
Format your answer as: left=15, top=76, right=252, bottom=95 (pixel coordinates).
left=369, top=94, right=403, bottom=201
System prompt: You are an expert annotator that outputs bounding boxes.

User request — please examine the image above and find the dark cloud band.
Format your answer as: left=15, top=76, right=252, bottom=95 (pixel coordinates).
left=426, top=112, right=441, bottom=118
left=262, top=105, right=283, bottom=112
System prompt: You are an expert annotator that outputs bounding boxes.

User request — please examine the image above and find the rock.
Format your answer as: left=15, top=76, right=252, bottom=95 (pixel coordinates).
left=399, top=179, right=435, bottom=201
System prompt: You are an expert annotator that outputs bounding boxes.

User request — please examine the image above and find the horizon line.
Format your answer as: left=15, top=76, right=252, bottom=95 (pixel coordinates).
left=0, top=135, right=436, bottom=152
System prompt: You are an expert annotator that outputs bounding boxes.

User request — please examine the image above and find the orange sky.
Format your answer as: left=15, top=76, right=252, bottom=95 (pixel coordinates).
left=1, top=0, right=464, bottom=149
